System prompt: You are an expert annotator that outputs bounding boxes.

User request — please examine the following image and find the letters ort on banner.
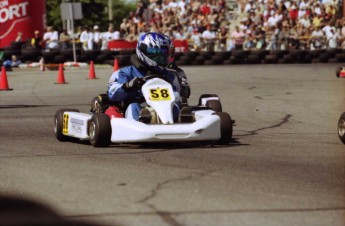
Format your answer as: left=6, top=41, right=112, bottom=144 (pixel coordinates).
left=0, top=0, right=45, bottom=48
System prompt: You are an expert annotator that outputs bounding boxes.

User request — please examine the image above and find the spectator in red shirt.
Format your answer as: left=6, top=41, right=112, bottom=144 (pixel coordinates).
left=200, top=2, right=211, bottom=16
left=289, top=5, right=299, bottom=24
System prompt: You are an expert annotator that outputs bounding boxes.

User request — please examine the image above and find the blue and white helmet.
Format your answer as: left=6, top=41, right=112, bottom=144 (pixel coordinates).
left=136, top=32, right=170, bottom=68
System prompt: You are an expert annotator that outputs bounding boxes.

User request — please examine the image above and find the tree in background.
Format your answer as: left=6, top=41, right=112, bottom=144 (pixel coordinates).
left=46, top=0, right=136, bottom=31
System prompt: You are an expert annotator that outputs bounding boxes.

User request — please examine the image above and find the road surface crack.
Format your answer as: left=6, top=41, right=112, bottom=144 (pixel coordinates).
left=238, top=114, right=292, bottom=137
left=136, top=170, right=216, bottom=226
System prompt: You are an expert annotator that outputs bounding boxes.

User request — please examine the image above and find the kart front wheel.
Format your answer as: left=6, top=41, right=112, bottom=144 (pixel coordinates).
left=89, top=113, right=111, bottom=147
left=337, top=112, right=345, bottom=144
left=54, top=109, right=80, bottom=141
left=214, top=112, right=233, bottom=145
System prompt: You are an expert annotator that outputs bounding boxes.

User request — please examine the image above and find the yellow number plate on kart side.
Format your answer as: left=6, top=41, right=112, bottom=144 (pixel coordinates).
left=149, top=88, right=171, bottom=101
left=62, top=113, right=69, bottom=135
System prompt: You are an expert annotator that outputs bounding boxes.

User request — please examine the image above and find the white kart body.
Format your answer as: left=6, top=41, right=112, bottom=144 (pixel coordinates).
left=61, top=77, right=223, bottom=143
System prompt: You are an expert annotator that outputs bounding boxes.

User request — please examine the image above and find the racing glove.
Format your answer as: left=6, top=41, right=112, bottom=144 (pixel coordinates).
left=122, top=77, right=144, bottom=91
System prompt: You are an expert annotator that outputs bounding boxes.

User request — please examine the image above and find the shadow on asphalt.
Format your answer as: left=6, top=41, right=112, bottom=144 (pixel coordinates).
left=0, top=194, right=114, bottom=226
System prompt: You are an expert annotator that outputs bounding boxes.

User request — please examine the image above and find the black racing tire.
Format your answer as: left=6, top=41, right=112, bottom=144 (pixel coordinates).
left=198, top=94, right=219, bottom=106
left=89, top=113, right=111, bottom=147
left=270, top=50, right=288, bottom=59
left=246, top=55, right=260, bottom=64
left=179, top=56, right=190, bottom=62
left=95, top=54, right=107, bottom=64
left=204, top=60, right=214, bottom=65
left=312, top=58, right=321, bottom=64
left=335, top=53, right=345, bottom=62
left=264, top=54, right=278, bottom=64
left=318, top=53, right=329, bottom=63
left=199, top=51, right=214, bottom=60
left=4, top=49, right=21, bottom=59
left=223, top=59, right=232, bottom=65
left=77, top=55, right=88, bottom=63
left=206, top=99, right=222, bottom=112
left=185, top=51, right=199, bottom=59
left=214, top=51, right=231, bottom=58
left=328, top=58, right=338, bottom=63
left=211, top=55, right=224, bottom=64
left=336, top=67, right=342, bottom=78
left=53, top=55, right=66, bottom=64
left=214, top=112, right=233, bottom=145
left=175, top=59, right=191, bottom=65
left=338, top=112, right=345, bottom=144
left=54, top=109, right=80, bottom=142
left=83, top=50, right=100, bottom=61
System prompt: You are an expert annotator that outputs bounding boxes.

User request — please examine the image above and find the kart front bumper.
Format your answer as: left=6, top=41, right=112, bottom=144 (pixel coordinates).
left=110, top=114, right=221, bottom=143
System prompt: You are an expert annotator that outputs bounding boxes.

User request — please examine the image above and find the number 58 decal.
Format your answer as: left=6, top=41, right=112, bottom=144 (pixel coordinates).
left=149, top=88, right=171, bottom=101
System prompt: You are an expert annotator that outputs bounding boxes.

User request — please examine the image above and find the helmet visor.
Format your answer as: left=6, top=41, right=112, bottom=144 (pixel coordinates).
left=146, top=47, right=169, bottom=66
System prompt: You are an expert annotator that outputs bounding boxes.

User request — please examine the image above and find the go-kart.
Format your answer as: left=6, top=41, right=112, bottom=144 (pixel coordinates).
left=337, top=112, right=345, bottom=144
left=54, top=74, right=234, bottom=147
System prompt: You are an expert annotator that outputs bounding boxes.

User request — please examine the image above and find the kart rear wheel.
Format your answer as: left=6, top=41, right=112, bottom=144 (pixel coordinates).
left=214, top=112, right=233, bottom=145
left=206, top=99, right=222, bottom=112
left=89, top=113, right=111, bottom=147
left=54, top=109, right=80, bottom=141
left=337, top=112, right=345, bottom=144
left=198, top=94, right=218, bottom=106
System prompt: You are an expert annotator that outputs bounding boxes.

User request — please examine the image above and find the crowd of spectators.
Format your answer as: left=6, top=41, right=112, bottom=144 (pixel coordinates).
left=114, top=0, right=345, bottom=52
left=33, top=0, right=345, bottom=53
left=237, top=0, right=343, bottom=51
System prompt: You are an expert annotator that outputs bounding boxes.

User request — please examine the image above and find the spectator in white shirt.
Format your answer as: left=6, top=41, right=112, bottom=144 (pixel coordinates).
left=202, top=24, right=216, bottom=51
left=322, top=20, right=335, bottom=37
left=93, top=25, right=102, bottom=50
left=101, top=25, right=120, bottom=50
left=231, top=25, right=245, bottom=50
left=168, top=0, right=178, bottom=9
left=178, top=0, right=186, bottom=10
left=299, top=0, right=309, bottom=10
left=43, top=26, right=59, bottom=50
left=327, top=28, right=338, bottom=48
left=79, top=27, right=90, bottom=50
left=310, top=26, right=324, bottom=49
left=190, top=29, right=203, bottom=51
left=298, top=6, right=307, bottom=19
left=87, top=28, right=94, bottom=50
left=299, top=14, right=311, bottom=28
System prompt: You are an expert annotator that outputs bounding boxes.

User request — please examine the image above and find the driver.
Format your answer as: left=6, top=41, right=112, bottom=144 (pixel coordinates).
left=166, top=38, right=191, bottom=101
left=107, top=32, right=182, bottom=122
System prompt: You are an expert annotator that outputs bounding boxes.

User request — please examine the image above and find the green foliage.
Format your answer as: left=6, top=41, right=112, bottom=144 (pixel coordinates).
left=46, top=0, right=136, bottom=32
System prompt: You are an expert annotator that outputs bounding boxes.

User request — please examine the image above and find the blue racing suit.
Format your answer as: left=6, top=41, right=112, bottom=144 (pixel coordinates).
left=108, top=58, right=181, bottom=121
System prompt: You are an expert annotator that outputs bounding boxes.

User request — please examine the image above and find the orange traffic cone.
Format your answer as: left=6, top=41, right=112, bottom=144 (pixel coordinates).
left=113, top=58, right=119, bottom=71
left=55, top=63, right=68, bottom=84
left=87, top=61, right=97, bottom=79
left=0, top=66, right=13, bottom=91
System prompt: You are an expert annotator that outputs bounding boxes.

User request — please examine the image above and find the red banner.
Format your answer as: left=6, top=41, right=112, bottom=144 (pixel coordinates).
left=0, top=0, right=46, bottom=48
left=108, top=39, right=189, bottom=52
left=173, top=39, right=189, bottom=52
left=107, top=40, right=137, bottom=51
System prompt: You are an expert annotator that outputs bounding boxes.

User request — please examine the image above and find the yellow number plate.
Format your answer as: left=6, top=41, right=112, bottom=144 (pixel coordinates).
left=62, top=113, right=69, bottom=135
left=149, top=88, right=171, bottom=101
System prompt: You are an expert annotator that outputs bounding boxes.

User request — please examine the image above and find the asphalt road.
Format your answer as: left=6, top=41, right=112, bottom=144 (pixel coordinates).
left=0, top=64, right=344, bottom=226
